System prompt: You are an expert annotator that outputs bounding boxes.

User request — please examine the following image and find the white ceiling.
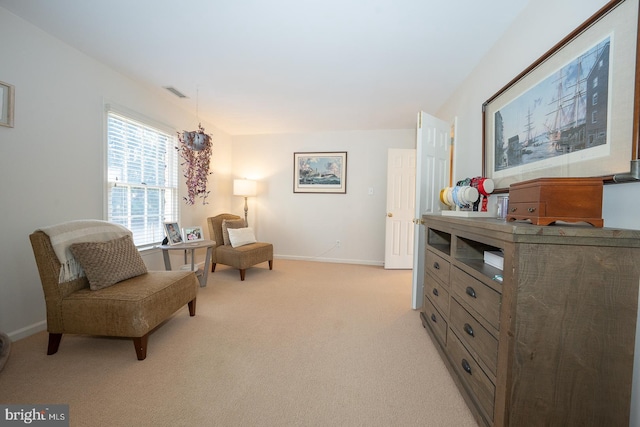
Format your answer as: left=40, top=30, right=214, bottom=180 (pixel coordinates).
left=0, top=0, right=529, bottom=135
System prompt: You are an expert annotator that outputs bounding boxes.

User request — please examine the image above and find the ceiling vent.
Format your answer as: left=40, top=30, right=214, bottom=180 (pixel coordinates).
left=163, top=86, right=188, bottom=98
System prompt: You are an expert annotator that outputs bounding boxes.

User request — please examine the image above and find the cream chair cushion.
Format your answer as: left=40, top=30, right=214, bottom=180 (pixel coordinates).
left=221, top=218, right=246, bottom=245
left=228, top=227, right=257, bottom=248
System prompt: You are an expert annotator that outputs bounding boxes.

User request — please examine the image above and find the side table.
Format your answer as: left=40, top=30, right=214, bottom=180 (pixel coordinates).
left=159, top=239, right=215, bottom=287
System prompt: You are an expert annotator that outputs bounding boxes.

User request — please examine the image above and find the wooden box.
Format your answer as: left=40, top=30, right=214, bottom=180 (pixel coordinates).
left=506, top=177, right=603, bottom=227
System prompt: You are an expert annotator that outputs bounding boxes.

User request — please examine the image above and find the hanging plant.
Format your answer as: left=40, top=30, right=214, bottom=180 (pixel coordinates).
left=176, top=123, right=213, bottom=205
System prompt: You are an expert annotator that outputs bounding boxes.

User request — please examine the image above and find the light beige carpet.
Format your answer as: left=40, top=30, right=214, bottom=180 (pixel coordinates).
left=0, top=260, right=478, bottom=427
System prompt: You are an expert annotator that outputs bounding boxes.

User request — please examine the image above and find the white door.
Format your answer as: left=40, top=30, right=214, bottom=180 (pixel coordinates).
left=384, top=148, right=416, bottom=269
left=411, top=112, right=451, bottom=309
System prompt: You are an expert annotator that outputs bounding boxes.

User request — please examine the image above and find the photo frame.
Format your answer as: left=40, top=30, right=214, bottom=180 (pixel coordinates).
left=164, top=222, right=183, bottom=245
left=482, top=0, right=640, bottom=191
left=183, top=226, right=204, bottom=242
left=294, top=151, right=347, bottom=194
left=0, top=80, right=15, bottom=128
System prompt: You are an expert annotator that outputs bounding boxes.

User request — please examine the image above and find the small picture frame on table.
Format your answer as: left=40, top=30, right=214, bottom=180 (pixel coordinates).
left=164, top=222, right=183, bottom=245
left=183, top=226, right=204, bottom=242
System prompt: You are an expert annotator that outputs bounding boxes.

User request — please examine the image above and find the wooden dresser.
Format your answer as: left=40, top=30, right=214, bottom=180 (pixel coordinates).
left=419, top=214, right=640, bottom=427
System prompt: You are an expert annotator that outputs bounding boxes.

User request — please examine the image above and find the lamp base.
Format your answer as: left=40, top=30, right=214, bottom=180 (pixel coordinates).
left=244, top=197, right=249, bottom=227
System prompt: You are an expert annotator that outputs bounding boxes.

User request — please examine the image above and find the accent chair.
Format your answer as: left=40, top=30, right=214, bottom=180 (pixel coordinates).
left=207, top=213, right=273, bottom=281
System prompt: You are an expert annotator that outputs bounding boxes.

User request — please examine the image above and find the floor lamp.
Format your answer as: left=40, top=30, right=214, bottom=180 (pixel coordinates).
left=233, top=179, right=257, bottom=226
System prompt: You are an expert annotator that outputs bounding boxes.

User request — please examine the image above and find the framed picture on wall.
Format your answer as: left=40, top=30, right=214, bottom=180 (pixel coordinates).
left=164, top=222, right=183, bottom=245
left=293, top=151, right=347, bottom=194
left=482, top=0, right=640, bottom=191
left=0, top=80, right=15, bottom=128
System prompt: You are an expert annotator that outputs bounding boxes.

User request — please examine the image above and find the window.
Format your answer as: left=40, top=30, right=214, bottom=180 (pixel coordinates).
left=106, top=107, right=179, bottom=248
left=593, top=76, right=598, bottom=88
left=592, top=93, right=598, bottom=106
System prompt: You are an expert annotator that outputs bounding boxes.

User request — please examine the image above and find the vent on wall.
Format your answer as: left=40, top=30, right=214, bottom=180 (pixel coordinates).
left=163, top=86, right=188, bottom=98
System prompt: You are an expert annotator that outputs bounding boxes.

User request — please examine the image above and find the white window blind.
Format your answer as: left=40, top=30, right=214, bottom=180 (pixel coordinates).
left=106, top=109, right=179, bottom=248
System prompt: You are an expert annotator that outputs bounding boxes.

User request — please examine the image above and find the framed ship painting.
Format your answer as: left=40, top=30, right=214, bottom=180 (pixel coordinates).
left=482, top=0, right=640, bottom=191
left=293, top=152, right=347, bottom=193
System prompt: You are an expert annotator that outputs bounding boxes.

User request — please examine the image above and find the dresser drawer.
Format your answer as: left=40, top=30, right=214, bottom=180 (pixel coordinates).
left=448, top=330, right=495, bottom=422
left=507, top=202, right=546, bottom=221
left=422, top=296, right=447, bottom=344
left=451, top=266, right=501, bottom=329
left=426, top=277, right=450, bottom=316
left=426, top=250, right=450, bottom=286
left=450, top=298, right=498, bottom=376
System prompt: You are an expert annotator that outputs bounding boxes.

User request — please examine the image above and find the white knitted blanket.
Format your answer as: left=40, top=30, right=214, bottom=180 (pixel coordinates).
left=39, top=220, right=131, bottom=283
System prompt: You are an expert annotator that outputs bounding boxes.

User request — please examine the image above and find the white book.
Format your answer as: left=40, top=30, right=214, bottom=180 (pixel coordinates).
left=484, top=250, right=504, bottom=270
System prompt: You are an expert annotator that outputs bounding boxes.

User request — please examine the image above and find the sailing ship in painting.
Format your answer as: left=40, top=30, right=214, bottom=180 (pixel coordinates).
left=298, top=155, right=342, bottom=185
left=494, top=37, right=610, bottom=171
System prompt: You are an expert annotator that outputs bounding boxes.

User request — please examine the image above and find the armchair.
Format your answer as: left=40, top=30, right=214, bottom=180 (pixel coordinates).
left=207, top=213, right=273, bottom=281
left=29, top=222, right=198, bottom=360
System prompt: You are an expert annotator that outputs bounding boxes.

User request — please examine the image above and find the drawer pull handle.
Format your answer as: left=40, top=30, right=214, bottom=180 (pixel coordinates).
left=465, top=286, right=477, bottom=298
left=430, top=313, right=437, bottom=323
left=463, top=323, right=475, bottom=337
left=432, top=288, right=439, bottom=297
left=433, top=262, right=440, bottom=270
left=510, top=207, right=517, bottom=212
left=528, top=207, right=536, bottom=213
left=461, top=359, right=472, bottom=374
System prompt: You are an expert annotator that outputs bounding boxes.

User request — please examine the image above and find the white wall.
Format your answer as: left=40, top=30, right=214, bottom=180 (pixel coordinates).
left=4, top=1, right=640, bottom=419
left=0, top=8, right=232, bottom=340
left=437, top=0, right=640, bottom=424
left=229, top=129, right=415, bottom=264
left=0, top=7, right=414, bottom=341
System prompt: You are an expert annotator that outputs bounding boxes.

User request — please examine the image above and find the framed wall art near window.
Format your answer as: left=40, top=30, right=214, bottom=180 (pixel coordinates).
left=294, top=151, right=347, bottom=194
left=482, top=0, right=640, bottom=191
left=0, top=80, right=15, bottom=128
left=183, top=226, right=204, bottom=242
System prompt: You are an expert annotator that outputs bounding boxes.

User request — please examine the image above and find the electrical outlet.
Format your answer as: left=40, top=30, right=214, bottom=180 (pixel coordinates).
left=336, top=240, right=341, bottom=248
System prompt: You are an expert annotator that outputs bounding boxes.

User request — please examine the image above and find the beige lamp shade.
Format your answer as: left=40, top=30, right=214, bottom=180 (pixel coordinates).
left=233, top=179, right=257, bottom=197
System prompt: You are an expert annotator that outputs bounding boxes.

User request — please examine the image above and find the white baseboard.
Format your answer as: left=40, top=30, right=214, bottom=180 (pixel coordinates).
left=275, top=254, right=384, bottom=267
left=8, top=320, right=46, bottom=341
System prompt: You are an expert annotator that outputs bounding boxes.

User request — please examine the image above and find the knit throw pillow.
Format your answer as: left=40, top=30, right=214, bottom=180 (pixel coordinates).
left=69, top=235, right=147, bottom=290
left=221, top=219, right=246, bottom=245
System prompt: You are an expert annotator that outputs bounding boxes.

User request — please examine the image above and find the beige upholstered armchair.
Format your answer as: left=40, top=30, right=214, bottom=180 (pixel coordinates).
left=207, top=213, right=273, bottom=281
left=29, top=221, right=198, bottom=360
